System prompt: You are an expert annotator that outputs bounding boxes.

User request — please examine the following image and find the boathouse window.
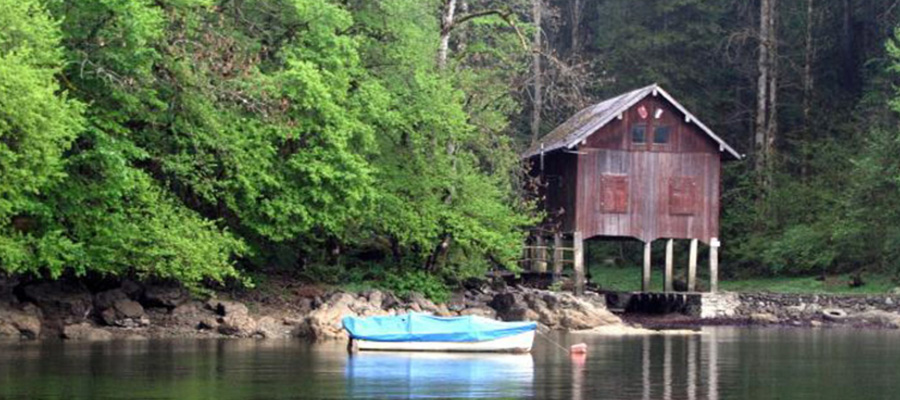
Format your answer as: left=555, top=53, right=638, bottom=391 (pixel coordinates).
left=654, top=125, right=671, bottom=144
left=669, top=176, right=698, bottom=215
left=631, top=124, right=647, bottom=144
left=599, top=174, right=629, bottom=214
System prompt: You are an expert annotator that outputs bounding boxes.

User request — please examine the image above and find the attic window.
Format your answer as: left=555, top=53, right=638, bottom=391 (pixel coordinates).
left=654, top=126, right=671, bottom=144
left=631, top=124, right=647, bottom=144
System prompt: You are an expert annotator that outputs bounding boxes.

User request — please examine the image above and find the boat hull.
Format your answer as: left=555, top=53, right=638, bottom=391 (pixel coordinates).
left=354, top=330, right=535, bottom=353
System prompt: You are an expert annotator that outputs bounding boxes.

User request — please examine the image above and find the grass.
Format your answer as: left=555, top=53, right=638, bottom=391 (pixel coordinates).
left=589, top=264, right=897, bottom=294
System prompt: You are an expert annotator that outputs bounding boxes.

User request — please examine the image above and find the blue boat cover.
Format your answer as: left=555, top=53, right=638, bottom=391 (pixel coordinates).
left=342, top=314, right=537, bottom=342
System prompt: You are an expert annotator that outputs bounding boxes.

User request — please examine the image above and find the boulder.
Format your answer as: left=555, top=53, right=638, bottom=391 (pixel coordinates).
left=207, top=299, right=249, bottom=317
left=256, top=316, right=291, bottom=338
left=458, top=306, right=497, bottom=319
left=851, top=310, right=900, bottom=329
left=114, top=299, right=145, bottom=319
left=207, top=300, right=257, bottom=337
left=750, top=313, right=780, bottom=324
left=63, top=322, right=112, bottom=341
left=99, top=298, right=146, bottom=327
left=218, top=313, right=257, bottom=337
left=0, top=306, right=41, bottom=340
left=488, top=290, right=620, bottom=330
left=94, top=289, right=128, bottom=311
left=21, top=282, right=92, bottom=323
left=296, top=291, right=390, bottom=341
left=143, top=284, right=189, bottom=308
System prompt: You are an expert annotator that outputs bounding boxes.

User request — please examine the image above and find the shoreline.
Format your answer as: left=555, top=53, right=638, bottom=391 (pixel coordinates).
left=2, top=275, right=900, bottom=343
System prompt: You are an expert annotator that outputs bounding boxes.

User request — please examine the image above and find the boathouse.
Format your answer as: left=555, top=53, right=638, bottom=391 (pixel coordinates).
left=523, top=84, right=742, bottom=294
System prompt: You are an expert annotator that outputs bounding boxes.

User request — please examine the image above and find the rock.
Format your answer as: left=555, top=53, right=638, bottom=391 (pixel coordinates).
left=21, top=282, right=92, bottom=323
left=218, top=313, right=257, bottom=337
left=554, top=293, right=621, bottom=330
left=207, top=299, right=249, bottom=317
left=810, top=320, right=823, bottom=328
left=891, top=287, right=900, bottom=295
left=406, top=292, right=440, bottom=314
left=93, top=289, right=128, bottom=311
left=297, top=291, right=390, bottom=341
left=852, top=310, right=900, bottom=329
left=198, top=317, right=219, bottom=330
left=63, top=322, right=112, bottom=341
left=367, top=290, right=384, bottom=309
left=447, top=292, right=466, bottom=312
left=171, top=302, right=201, bottom=318
left=256, top=316, right=290, bottom=338
left=206, top=300, right=257, bottom=337
left=143, top=284, right=189, bottom=308
left=114, top=299, right=144, bottom=319
left=458, top=306, right=497, bottom=319
left=0, top=307, right=42, bottom=339
left=750, top=313, right=779, bottom=324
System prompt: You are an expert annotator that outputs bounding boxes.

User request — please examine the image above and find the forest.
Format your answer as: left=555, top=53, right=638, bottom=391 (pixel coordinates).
left=3, top=0, right=900, bottom=296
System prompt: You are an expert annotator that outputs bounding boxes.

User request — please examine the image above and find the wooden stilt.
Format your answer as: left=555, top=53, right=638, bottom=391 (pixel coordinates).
left=573, top=231, right=585, bottom=295
left=709, top=237, right=720, bottom=293
left=688, top=238, right=698, bottom=292
left=664, top=239, right=674, bottom=292
left=553, top=233, right=563, bottom=280
left=642, top=241, right=651, bottom=292
left=535, top=236, right=547, bottom=273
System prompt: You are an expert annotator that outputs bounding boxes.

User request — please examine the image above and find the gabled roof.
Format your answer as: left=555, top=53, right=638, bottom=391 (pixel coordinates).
left=523, top=84, right=743, bottom=160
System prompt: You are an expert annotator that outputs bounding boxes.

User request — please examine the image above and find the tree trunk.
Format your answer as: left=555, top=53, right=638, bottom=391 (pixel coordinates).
left=458, top=0, right=469, bottom=54
left=570, top=0, right=582, bottom=54
left=842, top=0, right=854, bottom=88
left=802, top=0, right=814, bottom=178
left=531, top=0, right=543, bottom=145
left=755, top=0, right=770, bottom=173
left=438, top=0, right=458, bottom=71
left=765, top=0, right=778, bottom=168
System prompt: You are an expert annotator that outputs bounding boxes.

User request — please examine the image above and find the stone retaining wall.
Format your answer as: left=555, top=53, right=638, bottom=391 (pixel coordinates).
left=700, top=292, right=900, bottom=327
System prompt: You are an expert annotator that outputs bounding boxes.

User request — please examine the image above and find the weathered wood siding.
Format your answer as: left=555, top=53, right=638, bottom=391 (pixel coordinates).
left=538, top=152, right=577, bottom=232
left=573, top=96, right=721, bottom=243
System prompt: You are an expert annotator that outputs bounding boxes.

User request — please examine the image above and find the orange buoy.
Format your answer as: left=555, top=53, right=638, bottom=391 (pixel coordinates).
left=569, top=343, right=588, bottom=354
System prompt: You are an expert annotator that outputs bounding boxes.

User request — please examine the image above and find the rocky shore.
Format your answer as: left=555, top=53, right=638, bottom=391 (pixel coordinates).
left=0, top=277, right=622, bottom=342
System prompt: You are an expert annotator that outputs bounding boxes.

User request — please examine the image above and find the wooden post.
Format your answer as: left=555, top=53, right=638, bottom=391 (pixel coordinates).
left=709, top=237, right=720, bottom=293
left=573, top=231, right=585, bottom=295
left=535, top=236, right=547, bottom=273
left=642, top=241, right=651, bottom=292
left=688, top=238, right=698, bottom=292
left=553, top=233, right=563, bottom=280
left=664, top=239, right=674, bottom=292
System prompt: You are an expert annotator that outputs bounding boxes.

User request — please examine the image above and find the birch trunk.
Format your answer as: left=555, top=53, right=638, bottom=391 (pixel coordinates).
left=802, top=0, right=814, bottom=177
left=531, top=0, right=543, bottom=144
left=755, top=0, right=770, bottom=173
left=765, top=0, right=778, bottom=167
left=438, top=0, right=457, bottom=71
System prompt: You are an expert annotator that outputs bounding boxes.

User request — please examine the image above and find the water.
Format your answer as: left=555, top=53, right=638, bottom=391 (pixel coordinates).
left=0, top=327, right=898, bottom=399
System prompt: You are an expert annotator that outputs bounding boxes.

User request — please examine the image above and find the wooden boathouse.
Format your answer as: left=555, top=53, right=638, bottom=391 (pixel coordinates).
left=523, top=84, right=743, bottom=294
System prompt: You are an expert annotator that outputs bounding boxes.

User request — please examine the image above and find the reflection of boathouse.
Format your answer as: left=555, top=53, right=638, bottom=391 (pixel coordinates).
left=524, top=84, right=743, bottom=293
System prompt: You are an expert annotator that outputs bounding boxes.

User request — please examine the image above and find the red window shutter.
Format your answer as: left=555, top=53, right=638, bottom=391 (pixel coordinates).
left=669, top=177, right=698, bottom=215
left=600, top=174, right=628, bottom=213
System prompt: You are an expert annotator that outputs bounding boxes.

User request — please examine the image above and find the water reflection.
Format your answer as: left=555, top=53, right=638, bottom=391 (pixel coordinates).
left=634, top=331, right=717, bottom=400
left=2, top=328, right=900, bottom=399
left=345, top=352, right=534, bottom=399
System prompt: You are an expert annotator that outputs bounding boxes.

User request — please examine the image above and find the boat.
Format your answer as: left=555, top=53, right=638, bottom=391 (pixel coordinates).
left=342, top=313, right=537, bottom=353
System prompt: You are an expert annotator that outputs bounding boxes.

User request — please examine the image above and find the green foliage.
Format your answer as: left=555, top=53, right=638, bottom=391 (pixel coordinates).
left=0, top=0, right=83, bottom=277
left=383, top=269, right=451, bottom=304
left=0, top=0, right=534, bottom=291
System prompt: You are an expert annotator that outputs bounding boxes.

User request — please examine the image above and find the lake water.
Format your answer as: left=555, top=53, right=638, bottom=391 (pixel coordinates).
left=0, top=327, right=898, bottom=399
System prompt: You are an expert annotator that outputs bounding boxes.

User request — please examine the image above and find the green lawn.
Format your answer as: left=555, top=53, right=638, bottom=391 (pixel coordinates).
left=589, top=265, right=897, bottom=294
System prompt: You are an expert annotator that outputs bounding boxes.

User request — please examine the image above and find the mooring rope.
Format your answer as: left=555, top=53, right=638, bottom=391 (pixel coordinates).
left=536, top=330, right=571, bottom=354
